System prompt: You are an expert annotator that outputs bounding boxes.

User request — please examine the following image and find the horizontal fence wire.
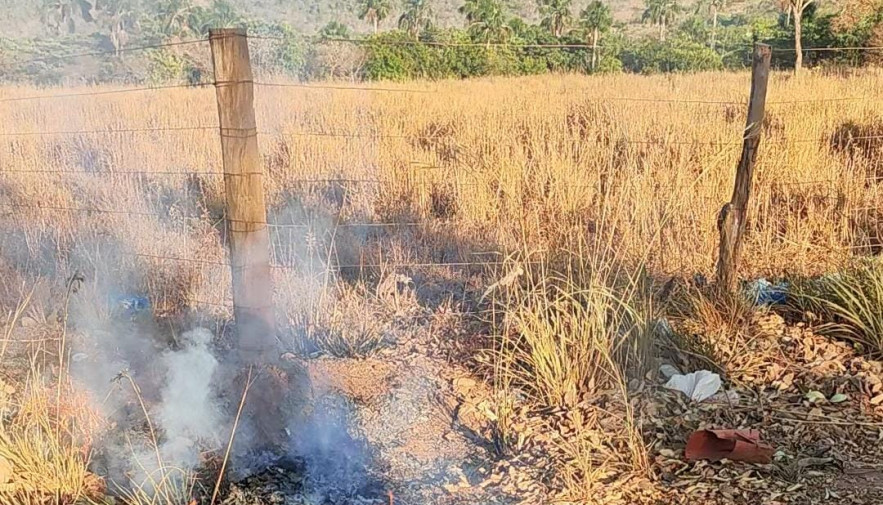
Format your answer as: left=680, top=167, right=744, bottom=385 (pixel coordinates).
left=253, top=81, right=431, bottom=94
left=123, top=251, right=229, bottom=267
left=0, top=169, right=224, bottom=176
left=105, top=245, right=528, bottom=273
left=0, top=125, right=219, bottom=137
left=271, top=259, right=524, bottom=269
left=248, top=34, right=603, bottom=49
left=768, top=96, right=878, bottom=105
left=770, top=46, right=883, bottom=53
left=0, top=38, right=210, bottom=70
left=189, top=298, right=234, bottom=309
left=261, top=130, right=883, bottom=146
left=0, top=203, right=208, bottom=220
left=2, top=167, right=880, bottom=189
left=267, top=221, right=463, bottom=229
left=0, top=82, right=214, bottom=104
left=250, top=35, right=883, bottom=54
left=0, top=125, right=878, bottom=146
left=258, top=128, right=746, bottom=145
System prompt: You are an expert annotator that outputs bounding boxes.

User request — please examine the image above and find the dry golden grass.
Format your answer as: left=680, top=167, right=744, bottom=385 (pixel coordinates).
left=0, top=366, right=101, bottom=504
left=488, top=251, right=651, bottom=489
left=2, top=69, right=883, bottom=501
left=3, top=70, right=883, bottom=303
left=0, top=295, right=202, bottom=505
left=4, top=71, right=878, bottom=364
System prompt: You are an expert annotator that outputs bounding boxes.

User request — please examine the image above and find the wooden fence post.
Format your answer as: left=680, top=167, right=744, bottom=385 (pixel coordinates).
left=209, top=28, right=276, bottom=362
left=716, top=43, right=772, bottom=292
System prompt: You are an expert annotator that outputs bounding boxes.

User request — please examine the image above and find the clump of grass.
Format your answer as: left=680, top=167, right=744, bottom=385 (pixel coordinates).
left=280, top=271, right=417, bottom=357
left=791, top=258, right=883, bottom=355
left=114, top=372, right=203, bottom=505
left=493, top=258, right=653, bottom=405
left=488, top=253, right=651, bottom=475
left=297, top=285, right=393, bottom=357
left=501, top=284, right=632, bottom=406
left=0, top=377, right=98, bottom=504
left=0, top=291, right=103, bottom=505
left=0, top=288, right=34, bottom=362
left=0, top=295, right=204, bottom=505
left=117, top=467, right=199, bottom=505
left=670, top=285, right=760, bottom=380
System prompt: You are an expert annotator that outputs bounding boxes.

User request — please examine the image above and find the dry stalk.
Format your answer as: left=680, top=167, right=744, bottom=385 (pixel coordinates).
left=210, top=365, right=255, bottom=505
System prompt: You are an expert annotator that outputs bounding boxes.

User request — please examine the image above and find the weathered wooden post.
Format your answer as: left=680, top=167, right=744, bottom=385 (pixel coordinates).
left=716, top=43, right=772, bottom=292
left=210, top=29, right=286, bottom=452
left=209, top=28, right=276, bottom=360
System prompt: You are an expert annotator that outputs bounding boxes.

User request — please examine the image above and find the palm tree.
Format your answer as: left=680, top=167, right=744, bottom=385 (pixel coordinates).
left=319, top=20, right=351, bottom=39
left=358, top=0, right=392, bottom=34
left=97, top=0, right=137, bottom=56
left=538, top=0, right=573, bottom=38
left=187, top=0, right=242, bottom=35
left=398, top=0, right=433, bottom=40
left=696, top=0, right=727, bottom=50
left=642, top=0, right=678, bottom=41
left=780, top=0, right=814, bottom=73
left=459, top=0, right=511, bottom=46
left=578, top=0, right=612, bottom=70
left=155, top=0, right=196, bottom=37
left=41, top=0, right=95, bottom=34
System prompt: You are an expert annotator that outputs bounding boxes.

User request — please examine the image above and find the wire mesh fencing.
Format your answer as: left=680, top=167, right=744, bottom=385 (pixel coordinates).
left=1, top=34, right=883, bottom=323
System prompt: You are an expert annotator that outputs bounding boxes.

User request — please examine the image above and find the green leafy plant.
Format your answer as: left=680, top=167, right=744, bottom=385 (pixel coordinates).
left=459, top=0, right=512, bottom=46
left=619, top=37, right=722, bottom=73
left=538, top=0, right=573, bottom=38
left=398, top=0, right=433, bottom=40
left=791, top=259, right=883, bottom=356
left=642, top=0, right=680, bottom=41
left=577, top=1, right=613, bottom=71
left=357, top=0, right=392, bottom=34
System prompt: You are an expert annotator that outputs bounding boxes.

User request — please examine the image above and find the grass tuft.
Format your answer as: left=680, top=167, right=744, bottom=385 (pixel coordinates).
left=488, top=251, right=651, bottom=475
left=0, top=379, right=97, bottom=504
left=791, top=258, right=883, bottom=356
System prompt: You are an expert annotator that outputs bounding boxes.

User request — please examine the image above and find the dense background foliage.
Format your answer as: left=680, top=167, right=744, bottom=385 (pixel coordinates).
left=0, top=0, right=879, bottom=83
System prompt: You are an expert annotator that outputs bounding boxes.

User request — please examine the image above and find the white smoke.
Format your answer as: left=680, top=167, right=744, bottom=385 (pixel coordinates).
left=154, top=327, right=222, bottom=470
left=70, top=313, right=225, bottom=494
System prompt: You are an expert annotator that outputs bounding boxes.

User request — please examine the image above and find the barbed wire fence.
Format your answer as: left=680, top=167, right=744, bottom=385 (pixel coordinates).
left=1, top=32, right=882, bottom=322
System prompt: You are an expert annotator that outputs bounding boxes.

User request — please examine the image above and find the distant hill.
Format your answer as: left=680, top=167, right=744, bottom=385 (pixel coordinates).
left=0, top=0, right=656, bottom=40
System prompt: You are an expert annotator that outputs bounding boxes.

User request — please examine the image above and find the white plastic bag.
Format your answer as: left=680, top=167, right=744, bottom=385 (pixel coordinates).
left=664, top=370, right=721, bottom=403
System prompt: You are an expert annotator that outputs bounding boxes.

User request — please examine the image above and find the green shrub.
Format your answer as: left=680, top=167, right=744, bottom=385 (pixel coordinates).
left=364, top=31, right=449, bottom=80
left=146, top=49, right=189, bottom=84
left=619, top=37, right=723, bottom=73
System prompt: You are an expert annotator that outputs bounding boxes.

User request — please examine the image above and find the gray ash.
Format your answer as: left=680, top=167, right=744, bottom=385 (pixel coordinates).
left=222, top=457, right=387, bottom=505
left=223, top=390, right=388, bottom=505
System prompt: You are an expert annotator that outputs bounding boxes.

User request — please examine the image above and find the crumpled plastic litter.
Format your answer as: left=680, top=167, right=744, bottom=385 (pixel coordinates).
left=745, top=278, right=788, bottom=306
left=663, top=370, right=721, bottom=402
left=659, top=364, right=681, bottom=379
left=113, top=294, right=150, bottom=315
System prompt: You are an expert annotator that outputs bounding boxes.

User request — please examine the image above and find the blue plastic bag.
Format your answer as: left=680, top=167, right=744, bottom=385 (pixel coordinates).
left=113, top=294, right=151, bottom=316
left=745, top=278, right=788, bottom=306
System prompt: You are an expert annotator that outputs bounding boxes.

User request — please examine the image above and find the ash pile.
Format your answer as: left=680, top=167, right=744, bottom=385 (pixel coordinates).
left=223, top=392, right=389, bottom=505
left=222, top=458, right=387, bottom=505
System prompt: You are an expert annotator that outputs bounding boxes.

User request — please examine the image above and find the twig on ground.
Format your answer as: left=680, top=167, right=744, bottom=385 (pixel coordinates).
left=211, top=365, right=255, bottom=505
left=771, top=408, right=883, bottom=427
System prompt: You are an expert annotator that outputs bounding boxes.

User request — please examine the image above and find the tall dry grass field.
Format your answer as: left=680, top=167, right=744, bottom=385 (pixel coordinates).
left=1, top=69, right=883, bottom=320
left=3, top=67, right=883, bottom=505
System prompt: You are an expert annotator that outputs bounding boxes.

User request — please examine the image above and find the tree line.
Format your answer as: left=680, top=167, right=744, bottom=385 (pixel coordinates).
left=1, top=0, right=881, bottom=83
